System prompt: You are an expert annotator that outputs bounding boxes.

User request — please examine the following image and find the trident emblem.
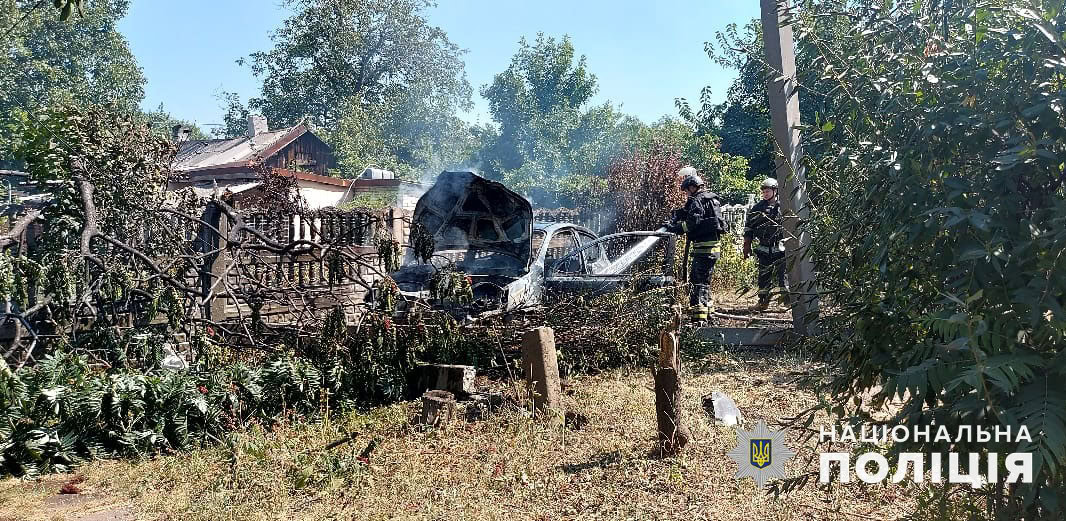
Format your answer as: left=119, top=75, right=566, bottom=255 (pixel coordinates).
left=750, top=439, right=772, bottom=469
left=729, top=421, right=794, bottom=487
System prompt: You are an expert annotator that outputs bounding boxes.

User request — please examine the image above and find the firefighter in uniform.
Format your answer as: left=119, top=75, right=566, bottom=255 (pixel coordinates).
left=665, top=166, right=724, bottom=323
left=743, top=178, right=786, bottom=311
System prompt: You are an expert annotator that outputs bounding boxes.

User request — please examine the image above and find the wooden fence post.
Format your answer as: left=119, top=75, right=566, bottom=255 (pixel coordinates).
left=197, top=202, right=230, bottom=322
left=521, top=326, right=562, bottom=416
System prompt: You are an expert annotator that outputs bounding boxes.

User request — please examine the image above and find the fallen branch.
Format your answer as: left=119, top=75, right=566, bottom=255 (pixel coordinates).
left=0, top=209, right=41, bottom=250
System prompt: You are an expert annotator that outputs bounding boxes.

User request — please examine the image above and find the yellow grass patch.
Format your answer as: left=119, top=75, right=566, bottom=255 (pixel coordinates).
left=0, top=348, right=918, bottom=521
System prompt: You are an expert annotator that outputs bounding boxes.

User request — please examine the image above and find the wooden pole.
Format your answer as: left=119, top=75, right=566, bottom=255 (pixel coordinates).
left=198, top=202, right=230, bottom=322
left=760, top=0, right=820, bottom=335
left=654, top=314, right=688, bottom=456
left=521, top=326, right=562, bottom=416
left=655, top=368, right=689, bottom=456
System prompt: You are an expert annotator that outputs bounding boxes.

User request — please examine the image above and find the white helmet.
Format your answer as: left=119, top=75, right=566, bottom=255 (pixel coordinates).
left=761, top=178, right=779, bottom=190
left=678, top=166, right=703, bottom=190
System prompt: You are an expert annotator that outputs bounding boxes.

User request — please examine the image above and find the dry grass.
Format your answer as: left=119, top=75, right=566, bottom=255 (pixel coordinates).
left=0, top=346, right=919, bottom=521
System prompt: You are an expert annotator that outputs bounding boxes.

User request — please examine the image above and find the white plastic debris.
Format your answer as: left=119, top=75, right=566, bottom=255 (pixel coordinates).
left=160, top=345, right=188, bottom=372
left=709, top=391, right=744, bottom=426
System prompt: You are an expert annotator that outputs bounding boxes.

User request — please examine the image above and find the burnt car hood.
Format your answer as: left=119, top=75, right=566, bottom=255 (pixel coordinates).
left=407, top=170, right=533, bottom=272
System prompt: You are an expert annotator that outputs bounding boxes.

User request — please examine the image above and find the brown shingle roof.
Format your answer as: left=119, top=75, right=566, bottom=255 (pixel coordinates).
left=173, top=124, right=307, bottom=173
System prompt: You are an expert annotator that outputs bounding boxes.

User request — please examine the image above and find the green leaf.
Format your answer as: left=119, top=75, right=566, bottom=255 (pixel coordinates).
left=959, top=248, right=987, bottom=261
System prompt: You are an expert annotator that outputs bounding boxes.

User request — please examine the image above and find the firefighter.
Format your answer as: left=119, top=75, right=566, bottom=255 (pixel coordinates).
left=742, top=177, right=787, bottom=311
left=665, top=166, right=726, bottom=324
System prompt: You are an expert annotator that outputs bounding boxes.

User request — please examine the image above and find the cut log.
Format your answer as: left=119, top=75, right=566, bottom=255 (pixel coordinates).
left=420, top=390, right=455, bottom=428
left=520, top=326, right=562, bottom=415
left=654, top=367, right=689, bottom=456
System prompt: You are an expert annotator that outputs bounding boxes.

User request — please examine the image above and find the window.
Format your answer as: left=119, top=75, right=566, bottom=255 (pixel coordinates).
left=476, top=219, right=499, bottom=241
left=577, top=231, right=606, bottom=270
left=544, top=230, right=581, bottom=273
left=532, top=230, right=546, bottom=253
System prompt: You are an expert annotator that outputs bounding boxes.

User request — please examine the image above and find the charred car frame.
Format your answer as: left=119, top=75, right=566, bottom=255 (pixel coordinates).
left=387, top=171, right=677, bottom=316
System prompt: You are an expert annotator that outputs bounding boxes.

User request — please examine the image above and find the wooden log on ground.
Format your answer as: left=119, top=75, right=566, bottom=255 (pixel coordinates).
left=420, top=390, right=455, bottom=428
left=520, top=326, right=562, bottom=415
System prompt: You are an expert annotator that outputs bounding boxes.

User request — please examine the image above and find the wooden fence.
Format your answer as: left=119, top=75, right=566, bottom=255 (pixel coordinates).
left=202, top=205, right=411, bottom=324
left=532, top=208, right=611, bottom=234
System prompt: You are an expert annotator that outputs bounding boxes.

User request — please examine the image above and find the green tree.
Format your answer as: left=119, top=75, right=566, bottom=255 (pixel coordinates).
left=240, top=0, right=473, bottom=176
left=141, top=103, right=208, bottom=143
left=0, top=0, right=145, bottom=163
left=15, top=103, right=175, bottom=251
left=622, top=118, right=752, bottom=204
left=213, top=91, right=251, bottom=139
left=795, top=2, right=1066, bottom=517
left=50, top=0, right=85, bottom=20
left=686, top=17, right=844, bottom=182
left=678, top=21, right=774, bottom=181
left=478, top=34, right=636, bottom=206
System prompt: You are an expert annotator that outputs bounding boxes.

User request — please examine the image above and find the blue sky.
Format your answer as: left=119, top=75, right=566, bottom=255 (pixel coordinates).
left=117, top=1, right=761, bottom=130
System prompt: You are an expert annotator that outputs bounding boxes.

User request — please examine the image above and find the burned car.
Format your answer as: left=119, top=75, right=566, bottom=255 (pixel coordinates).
left=389, top=170, right=676, bottom=315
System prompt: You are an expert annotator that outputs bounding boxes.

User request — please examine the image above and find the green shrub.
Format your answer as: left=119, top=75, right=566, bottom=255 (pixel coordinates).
left=710, top=233, right=758, bottom=294
left=786, top=2, right=1066, bottom=517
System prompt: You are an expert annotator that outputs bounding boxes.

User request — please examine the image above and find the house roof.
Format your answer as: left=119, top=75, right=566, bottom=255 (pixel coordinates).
left=172, top=124, right=359, bottom=190
left=173, top=123, right=310, bottom=174
left=182, top=181, right=264, bottom=200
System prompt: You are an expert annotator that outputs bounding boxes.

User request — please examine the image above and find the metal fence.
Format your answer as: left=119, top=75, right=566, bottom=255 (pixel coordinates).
left=721, top=202, right=754, bottom=235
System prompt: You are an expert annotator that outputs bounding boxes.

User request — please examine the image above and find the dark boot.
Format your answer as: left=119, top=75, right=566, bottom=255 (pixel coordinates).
left=754, top=294, right=770, bottom=311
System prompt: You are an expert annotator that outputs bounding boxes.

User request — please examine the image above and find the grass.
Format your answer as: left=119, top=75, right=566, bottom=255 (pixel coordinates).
left=0, top=345, right=918, bottom=521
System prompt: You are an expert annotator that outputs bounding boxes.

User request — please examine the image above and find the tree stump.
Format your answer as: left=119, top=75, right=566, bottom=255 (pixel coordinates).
left=658, top=328, right=680, bottom=374
left=655, top=368, right=689, bottom=456
left=420, top=390, right=455, bottom=428
left=521, top=326, right=562, bottom=415
left=655, top=316, right=688, bottom=456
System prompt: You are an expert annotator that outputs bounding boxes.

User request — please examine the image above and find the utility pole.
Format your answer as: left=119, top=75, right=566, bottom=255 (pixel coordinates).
left=760, top=0, right=820, bottom=335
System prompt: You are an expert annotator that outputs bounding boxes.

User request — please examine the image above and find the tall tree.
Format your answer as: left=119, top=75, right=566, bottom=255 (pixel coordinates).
left=690, top=16, right=847, bottom=181
left=0, top=0, right=145, bottom=163
left=213, top=91, right=252, bottom=139
left=141, top=103, right=209, bottom=143
left=240, top=0, right=473, bottom=177
left=678, top=21, right=774, bottom=180
left=713, top=23, right=775, bottom=179
left=626, top=118, right=752, bottom=203
left=478, top=34, right=632, bottom=206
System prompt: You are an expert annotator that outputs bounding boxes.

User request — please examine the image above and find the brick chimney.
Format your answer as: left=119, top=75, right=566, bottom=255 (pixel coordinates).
left=247, top=114, right=268, bottom=138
